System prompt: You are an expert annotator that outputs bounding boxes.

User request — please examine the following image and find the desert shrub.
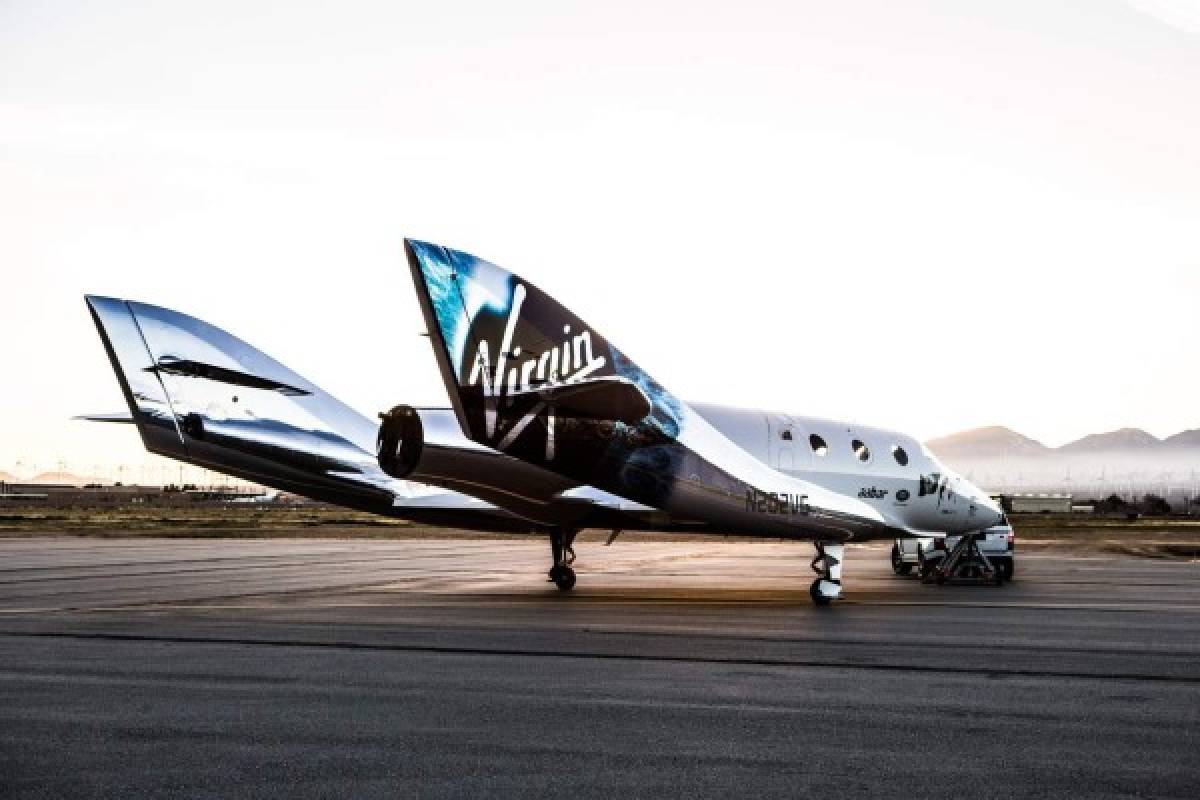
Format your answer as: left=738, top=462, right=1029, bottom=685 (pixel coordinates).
left=1139, top=494, right=1172, bottom=516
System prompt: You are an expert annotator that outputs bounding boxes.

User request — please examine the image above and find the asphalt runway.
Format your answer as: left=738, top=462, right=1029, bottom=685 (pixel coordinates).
left=1, top=537, right=1199, bottom=799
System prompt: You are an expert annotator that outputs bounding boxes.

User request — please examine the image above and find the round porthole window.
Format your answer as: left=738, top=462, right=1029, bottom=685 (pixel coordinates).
left=852, top=439, right=870, bottom=462
left=809, top=434, right=828, bottom=456
left=892, top=445, right=909, bottom=466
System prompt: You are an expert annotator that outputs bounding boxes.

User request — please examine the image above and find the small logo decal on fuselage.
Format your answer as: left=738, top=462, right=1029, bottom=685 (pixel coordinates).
left=746, top=489, right=810, bottom=515
left=895, top=489, right=911, bottom=503
left=858, top=487, right=889, bottom=499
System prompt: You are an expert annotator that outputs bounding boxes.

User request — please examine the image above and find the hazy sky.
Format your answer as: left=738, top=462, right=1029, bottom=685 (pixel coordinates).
left=2, top=0, right=1199, bottom=480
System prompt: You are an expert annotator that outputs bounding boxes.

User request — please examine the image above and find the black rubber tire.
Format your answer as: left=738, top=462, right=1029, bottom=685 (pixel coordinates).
left=891, top=545, right=913, bottom=576
left=551, top=565, right=576, bottom=592
left=809, top=578, right=834, bottom=606
left=999, top=558, right=1015, bottom=582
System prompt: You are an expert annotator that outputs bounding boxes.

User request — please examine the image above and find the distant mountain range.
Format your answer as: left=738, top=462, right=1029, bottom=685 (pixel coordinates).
left=0, top=471, right=101, bottom=486
left=30, top=471, right=100, bottom=486
left=926, top=426, right=1200, bottom=461
left=925, top=426, right=1050, bottom=461
left=926, top=426, right=1200, bottom=498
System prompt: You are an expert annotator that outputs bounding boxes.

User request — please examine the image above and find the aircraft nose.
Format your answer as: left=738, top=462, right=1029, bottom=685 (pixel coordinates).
left=977, top=499, right=1004, bottom=529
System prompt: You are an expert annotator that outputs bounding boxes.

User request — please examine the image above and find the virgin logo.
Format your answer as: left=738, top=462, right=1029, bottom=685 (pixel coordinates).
left=465, top=284, right=606, bottom=459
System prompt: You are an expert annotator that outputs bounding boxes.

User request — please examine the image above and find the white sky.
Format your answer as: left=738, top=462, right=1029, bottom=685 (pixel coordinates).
left=2, top=0, right=1199, bottom=480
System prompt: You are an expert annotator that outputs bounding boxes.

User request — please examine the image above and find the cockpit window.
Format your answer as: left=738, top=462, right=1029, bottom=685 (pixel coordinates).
left=891, top=445, right=909, bottom=466
left=852, top=439, right=870, bottom=462
left=809, top=434, right=828, bottom=456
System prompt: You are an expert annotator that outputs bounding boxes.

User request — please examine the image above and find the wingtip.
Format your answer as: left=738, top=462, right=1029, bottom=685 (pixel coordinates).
left=84, top=294, right=122, bottom=310
left=72, top=412, right=135, bottom=424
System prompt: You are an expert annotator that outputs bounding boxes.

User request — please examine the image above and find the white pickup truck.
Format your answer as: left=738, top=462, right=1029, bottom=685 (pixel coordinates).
left=891, top=518, right=1016, bottom=582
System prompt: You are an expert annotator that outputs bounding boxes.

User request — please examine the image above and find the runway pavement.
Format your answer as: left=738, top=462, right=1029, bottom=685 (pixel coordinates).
left=1, top=536, right=1199, bottom=798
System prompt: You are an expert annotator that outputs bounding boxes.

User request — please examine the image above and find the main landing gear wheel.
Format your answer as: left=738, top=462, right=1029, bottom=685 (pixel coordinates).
left=809, top=541, right=845, bottom=607
left=550, top=564, right=577, bottom=592
left=547, top=527, right=580, bottom=592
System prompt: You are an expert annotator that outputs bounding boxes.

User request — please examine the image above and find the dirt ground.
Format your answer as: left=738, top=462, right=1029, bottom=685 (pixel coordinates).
left=996, top=513, right=1200, bottom=559
left=2, top=504, right=1199, bottom=559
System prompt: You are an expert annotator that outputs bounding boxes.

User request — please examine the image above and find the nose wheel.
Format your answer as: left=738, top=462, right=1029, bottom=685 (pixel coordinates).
left=547, top=527, right=579, bottom=592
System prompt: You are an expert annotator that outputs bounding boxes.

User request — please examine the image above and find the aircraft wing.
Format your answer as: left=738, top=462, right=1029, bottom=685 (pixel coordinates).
left=84, top=295, right=520, bottom=525
left=83, top=295, right=683, bottom=533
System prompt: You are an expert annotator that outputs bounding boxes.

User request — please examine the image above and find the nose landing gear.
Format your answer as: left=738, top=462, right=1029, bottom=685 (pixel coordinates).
left=547, top=527, right=579, bottom=591
left=809, top=541, right=845, bottom=606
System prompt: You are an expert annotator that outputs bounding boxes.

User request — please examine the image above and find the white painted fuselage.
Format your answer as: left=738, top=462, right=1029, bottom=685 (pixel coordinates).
left=691, top=403, right=1002, bottom=536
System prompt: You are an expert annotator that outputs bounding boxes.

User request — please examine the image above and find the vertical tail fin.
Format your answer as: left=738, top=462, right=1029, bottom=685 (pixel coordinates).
left=405, top=239, right=679, bottom=496
left=405, top=239, right=885, bottom=539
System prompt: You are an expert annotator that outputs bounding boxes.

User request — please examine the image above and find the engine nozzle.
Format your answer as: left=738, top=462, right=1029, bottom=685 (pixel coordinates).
left=376, top=405, right=425, bottom=479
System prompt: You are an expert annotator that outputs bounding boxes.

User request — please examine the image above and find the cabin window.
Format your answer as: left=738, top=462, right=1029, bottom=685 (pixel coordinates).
left=852, top=439, right=870, bottom=462
left=780, top=429, right=793, bottom=441
left=809, top=434, right=828, bottom=456
left=892, top=445, right=909, bottom=466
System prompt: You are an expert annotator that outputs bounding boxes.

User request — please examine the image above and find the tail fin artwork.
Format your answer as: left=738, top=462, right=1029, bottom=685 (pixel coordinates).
left=405, top=239, right=886, bottom=541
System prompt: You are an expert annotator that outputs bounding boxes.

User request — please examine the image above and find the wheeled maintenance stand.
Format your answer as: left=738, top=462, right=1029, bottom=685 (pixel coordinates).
left=922, top=532, right=1004, bottom=586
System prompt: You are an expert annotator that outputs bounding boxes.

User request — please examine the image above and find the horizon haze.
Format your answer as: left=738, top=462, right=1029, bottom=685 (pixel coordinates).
left=2, top=1, right=1199, bottom=480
